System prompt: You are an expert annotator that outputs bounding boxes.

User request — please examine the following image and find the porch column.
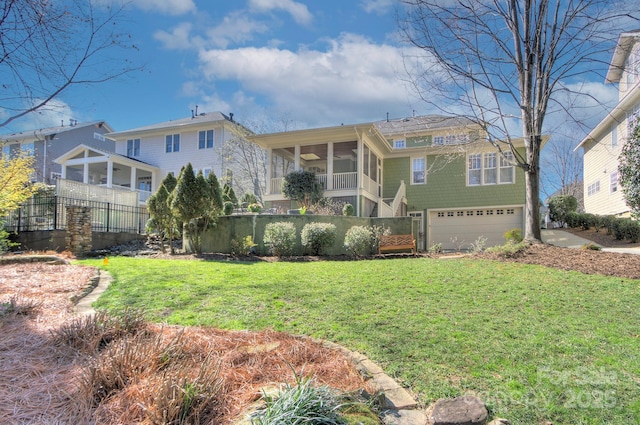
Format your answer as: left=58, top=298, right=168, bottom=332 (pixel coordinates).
left=61, top=165, right=67, bottom=179
left=83, top=149, right=89, bottom=184
left=266, top=148, right=272, bottom=195
left=106, top=160, right=114, bottom=188
left=130, top=167, right=137, bottom=191
left=294, top=145, right=301, bottom=170
left=327, top=142, right=334, bottom=190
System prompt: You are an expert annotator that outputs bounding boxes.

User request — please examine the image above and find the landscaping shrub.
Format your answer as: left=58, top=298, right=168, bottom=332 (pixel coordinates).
left=548, top=195, right=578, bottom=226
left=621, top=218, right=640, bottom=242
left=428, top=242, right=443, bottom=254
left=230, top=235, right=257, bottom=256
left=485, top=241, right=528, bottom=258
left=579, top=213, right=596, bottom=230
left=342, top=203, right=354, bottom=216
left=611, top=218, right=627, bottom=240
left=312, top=198, right=347, bottom=215
left=223, top=201, right=234, bottom=216
left=251, top=375, right=345, bottom=425
left=344, top=226, right=374, bottom=257
left=263, top=222, right=297, bottom=256
left=600, top=215, right=615, bottom=234
left=248, top=203, right=262, bottom=213
left=503, top=228, right=523, bottom=243
left=565, top=211, right=581, bottom=228
left=301, top=222, right=337, bottom=255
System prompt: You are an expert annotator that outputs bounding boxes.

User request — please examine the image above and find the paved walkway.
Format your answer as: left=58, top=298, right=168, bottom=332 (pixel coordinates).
left=541, top=229, right=640, bottom=254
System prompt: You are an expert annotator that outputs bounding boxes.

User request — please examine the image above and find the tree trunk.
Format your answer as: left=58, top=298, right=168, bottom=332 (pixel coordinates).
left=524, top=169, right=542, bottom=243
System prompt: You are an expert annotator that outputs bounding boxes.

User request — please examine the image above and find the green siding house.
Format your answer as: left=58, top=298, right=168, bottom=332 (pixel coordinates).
left=249, top=115, right=533, bottom=251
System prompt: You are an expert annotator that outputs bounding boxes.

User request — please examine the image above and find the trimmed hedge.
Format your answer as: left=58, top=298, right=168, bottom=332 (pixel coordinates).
left=563, top=212, right=640, bottom=243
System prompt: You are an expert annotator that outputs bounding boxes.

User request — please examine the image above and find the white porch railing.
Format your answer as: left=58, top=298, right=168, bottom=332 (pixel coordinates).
left=333, top=172, right=357, bottom=190
left=391, top=180, right=406, bottom=216
left=269, top=171, right=357, bottom=194
left=378, top=180, right=406, bottom=217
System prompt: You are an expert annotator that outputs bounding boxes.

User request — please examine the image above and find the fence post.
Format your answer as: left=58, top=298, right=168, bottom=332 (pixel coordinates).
left=106, top=203, right=110, bottom=232
left=53, top=196, right=58, bottom=230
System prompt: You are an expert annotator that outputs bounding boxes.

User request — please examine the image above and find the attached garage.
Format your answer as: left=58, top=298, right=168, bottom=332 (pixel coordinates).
left=428, top=205, right=524, bottom=251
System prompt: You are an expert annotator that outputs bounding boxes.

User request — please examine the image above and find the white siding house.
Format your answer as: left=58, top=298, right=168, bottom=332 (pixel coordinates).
left=56, top=112, right=251, bottom=204
left=576, top=30, right=640, bottom=217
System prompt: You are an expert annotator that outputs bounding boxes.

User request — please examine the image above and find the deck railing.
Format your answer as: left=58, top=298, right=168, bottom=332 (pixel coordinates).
left=270, top=171, right=357, bottom=194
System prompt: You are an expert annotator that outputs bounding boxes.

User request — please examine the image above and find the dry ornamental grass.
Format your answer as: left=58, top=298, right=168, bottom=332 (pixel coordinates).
left=0, top=260, right=369, bottom=424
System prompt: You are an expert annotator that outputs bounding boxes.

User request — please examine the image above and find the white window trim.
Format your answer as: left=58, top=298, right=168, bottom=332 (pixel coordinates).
left=467, top=151, right=515, bottom=186
left=411, top=156, right=426, bottom=185
left=610, top=171, right=618, bottom=194
left=165, top=134, right=180, bottom=153
left=394, top=139, right=406, bottom=149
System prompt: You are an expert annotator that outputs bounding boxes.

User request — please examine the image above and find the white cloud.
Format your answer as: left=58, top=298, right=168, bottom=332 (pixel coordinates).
left=205, top=12, right=270, bottom=49
left=361, top=0, right=395, bottom=15
left=248, top=0, right=313, bottom=25
left=154, top=12, right=270, bottom=50
left=195, top=34, right=426, bottom=126
left=130, top=0, right=196, bottom=15
left=154, top=22, right=203, bottom=50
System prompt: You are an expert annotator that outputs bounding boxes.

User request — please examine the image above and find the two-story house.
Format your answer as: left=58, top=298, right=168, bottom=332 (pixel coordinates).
left=0, top=120, right=114, bottom=184
left=576, top=30, right=640, bottom=216
left=55, top=112, right=251, bottom=203
left=250, top=114, right=532, bottom=250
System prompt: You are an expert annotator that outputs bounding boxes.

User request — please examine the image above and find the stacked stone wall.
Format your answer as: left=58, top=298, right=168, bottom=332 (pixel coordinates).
left=65, top=206, right=92, bottom=257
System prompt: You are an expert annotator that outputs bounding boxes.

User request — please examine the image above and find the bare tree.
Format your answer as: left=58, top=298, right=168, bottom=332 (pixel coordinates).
left=0, top=0, right=138, bottom=129
left=541, top=132, right=584, bottom=209
left=219, top=114, right=300, bottom=203
left=399, top=0, right=638, bottom=242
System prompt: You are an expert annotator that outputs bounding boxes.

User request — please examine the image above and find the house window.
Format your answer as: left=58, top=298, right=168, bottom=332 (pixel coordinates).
left=468, top=152, right=515, bottom=186
left=94, top=132, right=106, bottom=141
left=487, top=210, right=494, bottom=215
left=437, top=212, right=445, bottom=217
left=611, top=123, right=618, bottom=148
left=433, top=136, right=444, bottom=146
left=484, top=153, right=497, bottom=184
left=412, top=157, right=426, bottom=184
left=457, top=211, right=464, bottom=216
left=199, top=130, right=214, bottom=149
left=466, top=210, right=474, bottom=216
left=500, top=152, right=515, bottom=183
left=476, top=210, right=483, bottom=216
left=587, top=180, right=601, bottom=196
left=610, top=171, right=618, bottom=193
left=506, top=209, right=515, bottom=215
left=203, top=167, right=212, bottom=178
left=127, top=139, right=140, bottom=157
left=21, top=143, right=35, bottom=156
left=447, top=211, right=454, bottom=217
left=394, top=139, right=406, bottom=149
left=166, top=134, right=180, bottom=153
left=468, top=154, right=482, bottom=185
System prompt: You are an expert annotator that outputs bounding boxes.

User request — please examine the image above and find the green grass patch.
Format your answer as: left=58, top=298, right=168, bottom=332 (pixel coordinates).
left=81, top=256, right=640, bottom=424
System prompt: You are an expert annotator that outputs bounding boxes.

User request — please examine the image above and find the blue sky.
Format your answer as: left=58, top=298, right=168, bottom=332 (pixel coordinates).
left=10, top=0, right=430, bottom=133
left=6, top=0, right=622, bottom=147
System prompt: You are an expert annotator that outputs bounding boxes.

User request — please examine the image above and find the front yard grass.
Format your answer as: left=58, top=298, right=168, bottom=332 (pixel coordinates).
left=82, top=256, right=640, bottom=425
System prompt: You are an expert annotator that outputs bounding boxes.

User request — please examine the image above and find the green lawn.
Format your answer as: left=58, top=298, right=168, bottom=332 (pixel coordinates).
left=80, top=256, right=640, bottom=424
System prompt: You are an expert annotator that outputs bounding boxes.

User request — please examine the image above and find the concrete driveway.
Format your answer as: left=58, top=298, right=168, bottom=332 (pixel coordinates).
left=541, top=229, right=640, bottom=254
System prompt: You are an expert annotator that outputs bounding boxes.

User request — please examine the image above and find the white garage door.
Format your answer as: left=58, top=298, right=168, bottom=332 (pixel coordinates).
left=428, top=206, right=523, bottom=251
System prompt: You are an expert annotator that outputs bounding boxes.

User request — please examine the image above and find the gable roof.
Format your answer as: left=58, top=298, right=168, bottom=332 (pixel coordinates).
left=375, top=115, right=479, bottom=137
left=606, top=30, right=640, bottom=83
left=54, top=144, right=159, bottom=172
left=0, top=121, right=113, bottom=143
left=106, top=111, right=251, bottom=140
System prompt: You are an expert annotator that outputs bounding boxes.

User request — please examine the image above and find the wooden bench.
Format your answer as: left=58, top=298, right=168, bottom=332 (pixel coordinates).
left=378, top=234, right=416, bottom=255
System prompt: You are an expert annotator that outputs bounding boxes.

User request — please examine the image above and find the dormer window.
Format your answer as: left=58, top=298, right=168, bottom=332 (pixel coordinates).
left=394, top=139, right=406, bottom=149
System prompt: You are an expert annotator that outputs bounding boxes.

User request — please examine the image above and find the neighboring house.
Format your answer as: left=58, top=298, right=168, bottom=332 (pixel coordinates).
left=576, top=30, right=640, bottom=217
left=55, top=112, right=251, bottom=203
left=250, top=114, right=536, bottom=251
left=0, top=120, right=114, bottom=184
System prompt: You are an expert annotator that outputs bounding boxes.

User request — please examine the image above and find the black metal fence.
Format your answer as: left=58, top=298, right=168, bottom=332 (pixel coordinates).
left=4, top=195, right=149, bottom=233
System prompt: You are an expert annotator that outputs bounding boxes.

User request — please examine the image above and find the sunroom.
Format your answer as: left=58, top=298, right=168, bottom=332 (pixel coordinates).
left=250, top=124, right=406, bottom=217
